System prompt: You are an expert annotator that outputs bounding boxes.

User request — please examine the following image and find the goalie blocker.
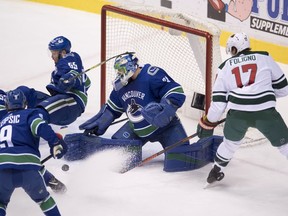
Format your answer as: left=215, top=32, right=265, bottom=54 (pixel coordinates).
left=191, top=92, right=205, bottom=111
left=63, top=133, right=223, bottom=172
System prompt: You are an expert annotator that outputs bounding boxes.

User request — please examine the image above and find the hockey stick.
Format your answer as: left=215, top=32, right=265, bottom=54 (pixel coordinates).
left=41, top=154, right=53, bottom=164
left=111, top=117, right=128, bottom=125
left=64, top=51, right=135, bottom=83
left=120, top=118, right=226, bottom=174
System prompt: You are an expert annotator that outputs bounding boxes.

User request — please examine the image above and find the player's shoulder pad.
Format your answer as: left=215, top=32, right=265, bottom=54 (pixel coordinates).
left=58, top=54, right=77, bottom=67
left=219, top=58, right=230, bottom=69
left=63, top=52, right=81, bottom=62
left=26, top=108, right=46, bottom=120
left=249, top=50, right=269, bottom=56
left=145, top=64, right=165, bottom=76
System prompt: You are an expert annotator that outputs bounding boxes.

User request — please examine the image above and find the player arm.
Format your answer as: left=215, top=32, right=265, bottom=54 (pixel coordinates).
left=79, top=92, right=124, bottom=135
left=150, top=68, right=186, bottom=108
left=206, top=72, right=228, bottom=123
left=52, top=58, right=83, bottom=92
left=199, top=100, right=226, bottom=139
left=56, top=70, right=82, bottom=92
left=29, top=113, right=67, bottom=158
left=269, top=56, right=288, bottom=97
left=29, top=116, right=55, bottom=142
left=161, top=85, right=186, bottom=108
left=141, top=70, right=185, bottom=127
left=197, top=73, right=227, bottom=138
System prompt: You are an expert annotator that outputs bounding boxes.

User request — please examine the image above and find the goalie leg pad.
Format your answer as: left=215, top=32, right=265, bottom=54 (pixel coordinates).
left=63, top=133, right=143, bottom=164
left=164, top=135, right=223, bottom=172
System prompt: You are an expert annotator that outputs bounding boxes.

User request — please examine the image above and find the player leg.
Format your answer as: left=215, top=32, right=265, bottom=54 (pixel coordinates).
left=255, top=108, right=288, bottom=155
left=153, top=118, right=191, bottom=171
left=156, top=117, right=189, bottom=148
left=22, top=170, right=61, bottom=216
left=37, top=94, right=83, bottom=126
left=207, top=110, right=248, bottom=183
left=207, top=137, right=242, bottom=183
left=40, top=166, right=67, bottom=193
left=16, top=85, right=50, bottom=108
left=16, top=85, right=51, bottom=122
left=0, top=170, right=15, bottom=216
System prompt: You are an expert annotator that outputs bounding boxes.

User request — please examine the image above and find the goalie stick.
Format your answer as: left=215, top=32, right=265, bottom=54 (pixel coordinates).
left=120, top=118, right=226, bottom=174
left=111, top=117, right=128, bottom=125
left=64, top=51, right=135, bottom=83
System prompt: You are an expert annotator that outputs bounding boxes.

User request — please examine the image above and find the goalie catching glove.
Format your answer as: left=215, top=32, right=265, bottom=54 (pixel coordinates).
left=141, top=98, right=177, bottom=128
left=50, top=133, right=68, bottom=159
left=197, top=115, right=219, bottom=139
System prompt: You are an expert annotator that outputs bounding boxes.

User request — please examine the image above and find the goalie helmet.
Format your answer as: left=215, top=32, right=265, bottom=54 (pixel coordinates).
left=113, top=53, right=139, bottom=87
left=226, top=32, right=250, bottom=56
left=48, top=36, right=71, bottom=53
left=5, top=89, right=27, bottom=111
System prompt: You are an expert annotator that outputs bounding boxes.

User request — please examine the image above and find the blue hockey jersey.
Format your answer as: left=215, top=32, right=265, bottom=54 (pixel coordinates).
left=0, top=109, right=59, bottom=170
left=46, top=52, right=91, bottom=111
left=107, top=64, right=185, bottom=138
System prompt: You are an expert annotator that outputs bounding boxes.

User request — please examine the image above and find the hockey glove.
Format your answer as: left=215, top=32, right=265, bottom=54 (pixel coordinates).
left=58, top=72, right=77, bottom=92
left=79, top=105, right=115, bottom=136
left=197, top=115, right=218, bottom=139
left=141, top=98, right=177, bottom=128
left=50, top=133, right=68, bottom=159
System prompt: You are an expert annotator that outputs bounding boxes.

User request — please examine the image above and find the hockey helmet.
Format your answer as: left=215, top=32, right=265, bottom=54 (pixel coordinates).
left=5, top=89, right=27, bottom=111
left=48, top=36, right=71, bottom=53
left=113, top=52, right=139, bottom=86
left=226, top=32, right=250, bottom=55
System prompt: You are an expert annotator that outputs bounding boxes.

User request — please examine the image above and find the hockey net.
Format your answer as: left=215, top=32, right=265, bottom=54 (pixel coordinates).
left=100, top=4, right=266, bottom=146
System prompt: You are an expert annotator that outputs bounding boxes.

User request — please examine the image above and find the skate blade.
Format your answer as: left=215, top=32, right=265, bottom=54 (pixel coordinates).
left=203, top=182, right=218, bottom=189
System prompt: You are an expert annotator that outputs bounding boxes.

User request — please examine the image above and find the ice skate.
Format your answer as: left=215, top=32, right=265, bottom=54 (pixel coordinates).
left=48, top=176, right=67, bottom=193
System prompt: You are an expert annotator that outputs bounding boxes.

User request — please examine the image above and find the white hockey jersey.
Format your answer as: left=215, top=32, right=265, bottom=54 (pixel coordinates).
left=207, top=50, right=288, bottom=122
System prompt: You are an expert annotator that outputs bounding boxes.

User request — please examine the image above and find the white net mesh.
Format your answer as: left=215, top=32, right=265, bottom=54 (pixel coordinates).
left=103, top=4, right=222, bottom=109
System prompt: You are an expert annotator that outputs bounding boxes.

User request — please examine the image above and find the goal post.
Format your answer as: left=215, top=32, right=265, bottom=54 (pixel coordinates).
left=100, top=4, right=222, bottom=117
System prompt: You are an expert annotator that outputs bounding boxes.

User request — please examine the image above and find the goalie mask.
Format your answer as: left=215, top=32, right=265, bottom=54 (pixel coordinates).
left=226, top=32, right=250, bottom=56
left=5, top=89, right=27, bottom=111
left=113, top=53, right=139, bottom=91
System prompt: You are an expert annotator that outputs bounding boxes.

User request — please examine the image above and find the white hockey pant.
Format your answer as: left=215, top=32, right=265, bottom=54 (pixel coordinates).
left=214, top=137, right=242, bottom=168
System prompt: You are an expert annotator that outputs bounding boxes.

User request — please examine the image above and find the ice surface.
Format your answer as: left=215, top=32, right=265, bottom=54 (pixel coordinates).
left=1, top=1, right=288, bottom=215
